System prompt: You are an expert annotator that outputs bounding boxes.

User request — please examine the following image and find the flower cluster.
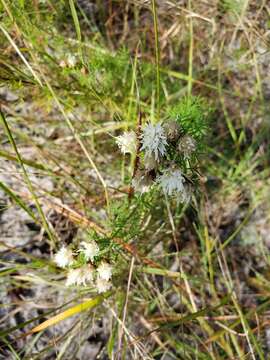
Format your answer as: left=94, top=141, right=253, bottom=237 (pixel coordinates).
left=116, top=120, right=197, bottom=201
left=54, top=242, right=112, bottom=293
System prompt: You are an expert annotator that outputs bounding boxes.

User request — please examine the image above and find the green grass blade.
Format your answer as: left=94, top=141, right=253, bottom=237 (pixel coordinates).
left=0, top=181, right=38, bottom=222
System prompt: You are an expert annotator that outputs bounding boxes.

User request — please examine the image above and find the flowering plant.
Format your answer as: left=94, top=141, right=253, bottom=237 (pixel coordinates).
left=115, top=96, right=210, bottom=201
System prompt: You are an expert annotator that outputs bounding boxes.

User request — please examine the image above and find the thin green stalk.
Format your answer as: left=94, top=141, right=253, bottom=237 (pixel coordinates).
left=187, top=0, right=193, bottom=97
left=69, top=0, right=83, bottom=63
left=0, top=181, right=37, bottom=222
left=217, top=47, right=237, bottom=143
left=151, top=0, right=160, bottom=119
left=0, top=23, right=42, bottom=86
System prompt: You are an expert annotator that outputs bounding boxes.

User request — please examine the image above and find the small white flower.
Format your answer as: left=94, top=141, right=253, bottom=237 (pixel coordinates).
left=97, top=262, right=112, bottom=281
left=157, top=169, right=185, bottom=197
left=77, top=265, right=94, bottom=286
left=141, top=123, right=167, bottom=160
left=59, top=60, right=67, bottom=68
left=115, top=131, right=137, bottom=154
left=96, top=278, right=112, bottom=293
left=54, top=247, right=73, bottom=268
left=66, top=265, right=94, bottom=287
left=80, top=241, right=99, bottom=262
left=67, top=54, right=76, bottom=67
left=66, top=268, right=81, bottom=286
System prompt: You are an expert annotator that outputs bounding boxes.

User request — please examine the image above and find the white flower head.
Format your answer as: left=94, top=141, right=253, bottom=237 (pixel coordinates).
left=66, top=265, right=94, bottom=287
left=54, top=247, right=73, bottom=268
left=115, top=131, right=137, bottom=155
left=140, top=123, right=168, bottom=160
left=157, top=169, right=185, bottom=197
left=96, top=278, right=112, bottom=293
left=97, top=262, right=112, bottom=281
left=80, top=241, right=99, bottom=262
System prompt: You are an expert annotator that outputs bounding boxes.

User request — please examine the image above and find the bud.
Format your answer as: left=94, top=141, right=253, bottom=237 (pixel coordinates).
left=67, top=54, right=76, bottom=67
left=177, top=135, right=196, bottom=158
left=132, top=170, right=153, bottom=193
left=163, top=121, right=181, bottom=142
left=59, top=60, right=67, bottom=68
left=144, top=154, right=158, bottom=170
